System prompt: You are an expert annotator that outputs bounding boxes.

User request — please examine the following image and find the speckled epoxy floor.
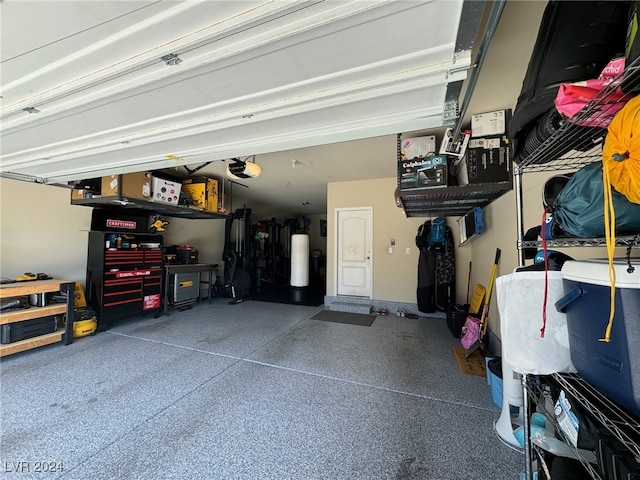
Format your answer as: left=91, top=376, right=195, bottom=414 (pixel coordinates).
left=0, top=299, right=523, bottom=479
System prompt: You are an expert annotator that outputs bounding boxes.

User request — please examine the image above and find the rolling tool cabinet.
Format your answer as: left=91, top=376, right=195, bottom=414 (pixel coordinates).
left=86, top=231, right=164, bottom=329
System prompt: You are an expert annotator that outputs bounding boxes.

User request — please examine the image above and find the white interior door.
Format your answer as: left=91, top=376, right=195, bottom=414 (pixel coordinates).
left=336, top=207, right=372, bottom=297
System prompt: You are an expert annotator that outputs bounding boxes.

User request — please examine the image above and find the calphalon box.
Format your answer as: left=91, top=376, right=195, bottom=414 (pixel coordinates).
left=398, top=154, right=447, bottom=188
left=151, top=177, right=181, bottom=204
left=471, top=109, right=512, bottom=137
left=182, top=176, right=219, bottom=212
left=466, top=136, right=512, bottom=184
left=102, top=172, right=152, bottom=200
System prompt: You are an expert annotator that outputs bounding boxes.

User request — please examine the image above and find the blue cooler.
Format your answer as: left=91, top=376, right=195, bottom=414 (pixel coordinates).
left=557, top=259, right=640, bottom=416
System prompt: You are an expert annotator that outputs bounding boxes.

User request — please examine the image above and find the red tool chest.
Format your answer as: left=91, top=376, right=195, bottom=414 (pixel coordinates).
left=86, top=231, right=163, bottom=330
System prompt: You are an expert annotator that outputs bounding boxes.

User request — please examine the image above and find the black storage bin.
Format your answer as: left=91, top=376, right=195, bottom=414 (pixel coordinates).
left=1, top=316, right=58, bottom=344
left=177, top=246, right=198, bottom=264
left=446, top=304, right=472, bottom=338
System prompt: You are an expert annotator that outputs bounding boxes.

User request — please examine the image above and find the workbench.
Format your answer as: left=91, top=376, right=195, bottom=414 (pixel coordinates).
left=163, top=263, right=218, bottom=316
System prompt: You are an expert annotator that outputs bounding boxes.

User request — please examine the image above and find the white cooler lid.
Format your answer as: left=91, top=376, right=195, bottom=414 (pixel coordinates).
left=561, top=258, right=640, bottom=289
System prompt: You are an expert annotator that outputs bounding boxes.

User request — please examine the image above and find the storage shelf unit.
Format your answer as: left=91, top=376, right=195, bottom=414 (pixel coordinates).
left=514, top=51, right=640, bottom=480
left=514, top=57, right=640, bottom=259
left=399, top=181, right=513, bottom=218
left=0, top=279, right=75, bottom=356
left=72, top=196, right=227, bottom=220
left=519, top=234, right=640, bottom=249
left=396, top=134, right=513, bottom=217
left=525, top=373, right=640, bottom=480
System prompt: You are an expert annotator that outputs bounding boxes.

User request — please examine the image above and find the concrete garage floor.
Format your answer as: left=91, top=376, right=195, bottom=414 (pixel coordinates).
left=1, top=299, right=523, bottom=479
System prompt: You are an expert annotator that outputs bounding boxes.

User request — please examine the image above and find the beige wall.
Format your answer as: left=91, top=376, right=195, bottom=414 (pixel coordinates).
left=0, top=178, right=92, bottom=283
left=327, top=177, right=471, bottom=304
left=163, top=217, right=226, bottom=266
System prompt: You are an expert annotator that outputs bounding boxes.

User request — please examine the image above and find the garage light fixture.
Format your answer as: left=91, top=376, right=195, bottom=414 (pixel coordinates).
left=226, top=157, right=261, bottom=179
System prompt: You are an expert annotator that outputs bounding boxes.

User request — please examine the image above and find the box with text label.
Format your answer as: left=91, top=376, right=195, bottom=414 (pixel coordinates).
left=466, top=136, right=512, bottom=184
left=398, top=154, right=448, bottom=188
left=471, top=109, right=512, bottom=137
left=151, top=177, right=182, bottom=205
left=400, top=135, right=437, bottom=160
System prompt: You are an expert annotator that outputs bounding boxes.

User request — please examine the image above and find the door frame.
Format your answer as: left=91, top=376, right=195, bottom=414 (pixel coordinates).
left=333, top=206, right=373, bottom=298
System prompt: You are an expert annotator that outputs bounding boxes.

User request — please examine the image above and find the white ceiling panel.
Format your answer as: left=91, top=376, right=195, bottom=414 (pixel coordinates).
left=0, top=0, right=478, bottom=186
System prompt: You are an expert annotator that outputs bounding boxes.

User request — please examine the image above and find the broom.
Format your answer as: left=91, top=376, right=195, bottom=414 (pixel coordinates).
left=465, top=248, right=500, bottom=357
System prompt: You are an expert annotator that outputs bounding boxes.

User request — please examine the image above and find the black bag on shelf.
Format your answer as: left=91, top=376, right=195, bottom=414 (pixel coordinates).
left=622, top=1, right=640, bottom=94
left=509, top=0, right=630, bottom=163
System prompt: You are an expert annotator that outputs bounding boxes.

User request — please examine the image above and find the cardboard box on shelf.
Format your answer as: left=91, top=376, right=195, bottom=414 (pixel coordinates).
left=101, top=172, right=152, bottom=200
left=400, top=135, right=436, bottom=160
left=398, top=154, right=447, bottom=188
left=471, top=109, right=512, bottom=137
left=151, top=177, right=181, bottom=205
left=71, top=188, right=99, bottom=200
left=466, top=136, right=512, bottom=184
left=181, top=177, right=219, bottom=212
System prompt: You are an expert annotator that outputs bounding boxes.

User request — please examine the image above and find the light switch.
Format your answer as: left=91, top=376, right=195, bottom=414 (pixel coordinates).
left=405, top=247, right=411, bottom=254
left=388, top=246, right=393, bottom=254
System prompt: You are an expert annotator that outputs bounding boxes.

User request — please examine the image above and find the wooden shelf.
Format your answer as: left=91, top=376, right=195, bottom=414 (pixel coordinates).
left=0, top=304, right=67, bottom=325
left=0, top=279, right=75, bottom=355
left=0, top=328, right=64, bottom=357
left=0, top=278, right=69, bottom=298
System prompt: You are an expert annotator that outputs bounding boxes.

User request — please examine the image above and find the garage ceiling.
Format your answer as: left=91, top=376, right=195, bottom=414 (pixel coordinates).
left=0, top=0, right=544, bottom=214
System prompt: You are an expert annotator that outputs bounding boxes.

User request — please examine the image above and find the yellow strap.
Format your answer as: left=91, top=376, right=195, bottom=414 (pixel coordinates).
left=600, top=162, right=617, bottom=343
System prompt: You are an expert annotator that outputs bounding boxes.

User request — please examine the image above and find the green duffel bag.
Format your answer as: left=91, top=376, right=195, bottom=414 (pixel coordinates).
left=551, top=161, right=640, bottom=238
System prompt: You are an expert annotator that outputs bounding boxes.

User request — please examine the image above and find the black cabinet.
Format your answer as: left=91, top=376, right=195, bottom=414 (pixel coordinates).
left=86, top=231, right=163, bottom=329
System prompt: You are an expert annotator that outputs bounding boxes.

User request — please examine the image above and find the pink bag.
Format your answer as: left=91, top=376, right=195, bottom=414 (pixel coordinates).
left=555, top=57, right=631, bottom=127
left=460, top=316, right=481, bottom=350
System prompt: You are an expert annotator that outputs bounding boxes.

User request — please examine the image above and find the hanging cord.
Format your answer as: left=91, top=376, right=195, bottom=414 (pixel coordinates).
left=539, top=209, right=549, bottom=338
left=627, top=235, right=638, bottom=274
left=466, top=261, right=472, bottom=304
left=599, top=95, right=640, bottom=342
